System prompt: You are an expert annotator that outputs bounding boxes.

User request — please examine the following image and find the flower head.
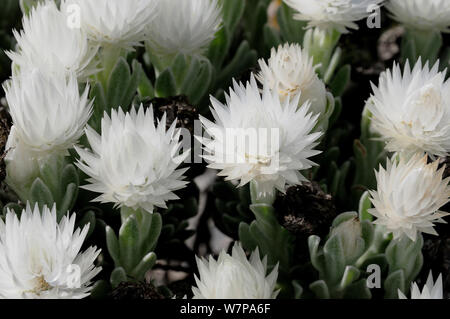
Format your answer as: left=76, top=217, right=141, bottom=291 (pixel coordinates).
left=367, top=59, right=450, bottom=159
left=330, top=216, right=363, bottom=261
left=0, top=204, right=101, bottom=299
left=258, top=43, right=328, bottom=119
left=398, top=271, right=443, bottom=299
left=387, top=0, right=450, bottom=32
left=283, top=0, right=384, bottom=33
left=146, top=0, right=222, bottom=56
left=61, top=0, right=159, bottom=49
left=3, top=68, right=92, bottom=155
left=199, top=75, right=321, bottom=194
left=7, top=1, right=97, bottom=79
left=192, top=243, right=279, bottom=299
left=4, top=127, right=39, bottom=187
left=75, top=105, right=189, bottom=213
left=368, top=155, right=450, bottom=241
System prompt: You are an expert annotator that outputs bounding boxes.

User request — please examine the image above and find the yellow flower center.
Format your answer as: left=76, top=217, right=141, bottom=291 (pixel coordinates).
left=25, top=275, right=51, bottom=296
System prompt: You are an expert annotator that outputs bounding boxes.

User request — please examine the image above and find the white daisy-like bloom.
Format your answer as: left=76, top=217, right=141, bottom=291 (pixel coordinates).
left=0, top=204, right=101, bottom=299
left=283, top=0, right=384, bottom=33
left=7, top=1, right=97, bottom=79
left=368, top=154, right=450, bottom=241
left=146, top=0, right=222, bottom=56
left=367, top=59, right=450, bottom=159
left=3, top=68, right=93, bottom=155
left=398, top=271, right=443, bottom=299
left=199, top=75, right=321, bottom=194
left=61, top=0, right=159, bottom=49
left=257, top=43, right=328, bottom=118
left=75, top=105, right=190, bottom=213
left=387, top=0, right=450, bottom=33
left=192, top=243, right=279, bottom=299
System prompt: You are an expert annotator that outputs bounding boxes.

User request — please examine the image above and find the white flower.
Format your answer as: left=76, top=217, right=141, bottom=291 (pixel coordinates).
left=146, top=0, right=222, bottom=56
left=283, top=0, right=384, bottom=33
left=199, top=75, right=321, bottom=194
left=258, top=43, right=328, bottom=119
left=4, top=127, right=39, bottom=186
left=0, top=204, right=101, bottom=299
left=387, top=0, right=450, bottom=32
left=3, top=68, right=93, bottom=155
left=192, top=243, right=279, bottom=299
left=7, top=1, right=98, bottom=79
left=398, top=271, right=443, bottom=299
left=368, top=154, right=450, bottom=241
left=75, top=105, right=189, bottom=213
left=367, top=59, right=450, bottom=159
left=61, top=0, right=159, bottom=49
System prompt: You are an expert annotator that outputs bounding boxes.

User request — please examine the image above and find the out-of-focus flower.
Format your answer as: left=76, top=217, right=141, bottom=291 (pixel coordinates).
left=4, top=127, right=39, bottom=187
left=268, top=0, right=283, bottom=30
left=199, top=74, right=321, bottom=195
left=61, top=0, right=158, bottom=49
left=283, top=0, right=384, bottom=33
left=368, top=154, right=450, bottom=241
left=192, top=243, right=279, bottom=299
left=3, top=68, right=92, bottom=155
left=330, top=217, right=363, bottom=261
left=7, top=1, right=97, bottom=79
left=75, top=105, right=189, bottom=213
left=258, top=43, right=328, bottom=120
left=146, top=0, right=222, bottom=57
left=0, top=204, right=101, bottom=299
left=387, top=0, right=450, bottom=32
left=398, top=271, right=443, bottom=299
left=367, top=59, right=450, bottom=159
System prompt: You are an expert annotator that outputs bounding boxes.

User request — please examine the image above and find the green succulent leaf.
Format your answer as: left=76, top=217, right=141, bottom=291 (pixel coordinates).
left=214, top=40, right=257, bottom=90
left=88, top=82, right=107, bottom=132
left=107, top=57, right=132, bottom=110
left=292, top=281, right=303, bottom=299
left=308, top=235, right=322, bottom=271
left=180, top=57, right=213, bottom=104
left=358, top=191, right=373, bottom=222
left=238, top=222, right=258, bottom=251
left=118, top=216, right=140, bottom=272
left=220, top=0, right=245, bottom=34
left=339, top=265, right=360, bottom=290
left=59, top=183, right=78, bottom=218
left=131, top=252, right=157, bottom=280
left=207, top=27, right=230, bottom=68
left=143, top=213, right=162, bottom=254
left=171, top=53, right=189, bottom=88
left=330, top=64, right=350, bottom=97
left=343, top=279, right=371, bottom=299
left=155, top=69, right=177, bottom=97
left=239, top=204, right=294, bottom=272
left=106, top=226, right=121, bottom=267
left=110, top=267, right=128, bottom=289
left=309, top=280, right=330, bottom=299
left=384, top=269, right=405, bottom=299
left=385, top=234, right=423, bottom=287
left=323, top=234, right=346, bottom=284
left=331, top=211, right=357, bottom=228
left=29, top=178, right=54, bottom=210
